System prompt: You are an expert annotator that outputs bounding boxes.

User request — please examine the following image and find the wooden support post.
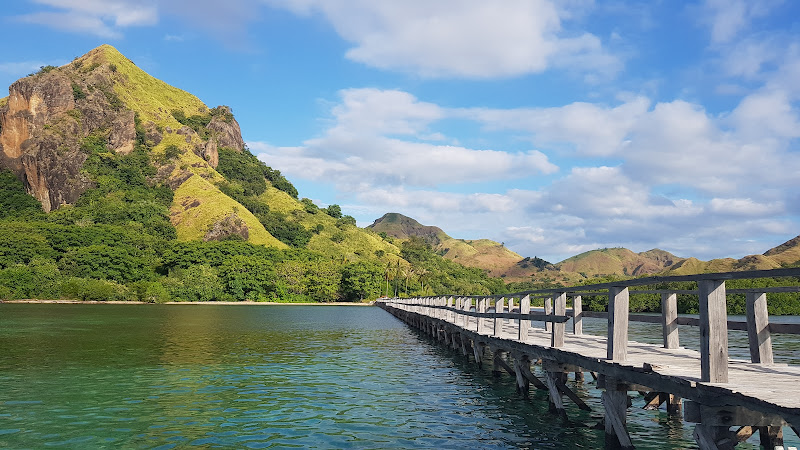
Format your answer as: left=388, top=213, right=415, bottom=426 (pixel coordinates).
left=544, top=370, right=566, bottom=417
left=662, top=292, right=679, bottom=349
left=517, top=355, right=548, bottom=391
left=459, top=333, right=469, bottom=357
left=698, top=280, right=728, bottom=383
left=494, top=297, right=504, bottom=337
left=513, top=358, right=530, bottom=397
left=492, top=349, right=504, bottom=376
left=608, top=287, right=630, bottom=362
left=552, top=292, right=566, bottom=348
left=518, top=295, right=530, bottom=342
left=573, top=295, right=583, bottom=335
left=602, top=381, right=634, bottom=449
left=492, top=350, right=516, bottom=377
left=746, top=292, right=773, bottom=364
left=472, top=340, right=484, bottom=368
left=757, top=426, right=783, bottom=448
left=544, top=297, right=553, bottom=331
left=693, top=424, right=737, bottom=450
left=667, top=394, right=682, bottom=417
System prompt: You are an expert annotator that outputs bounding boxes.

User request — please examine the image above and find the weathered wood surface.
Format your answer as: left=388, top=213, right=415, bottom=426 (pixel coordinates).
left=378, top=302, right=800, bottom=428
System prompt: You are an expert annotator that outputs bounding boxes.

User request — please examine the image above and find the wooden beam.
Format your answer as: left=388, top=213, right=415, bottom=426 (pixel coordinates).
left=662, top=292, right=679, bottom=349
left=684, top=402, right=788, bottom=427
left=698, top=280, right=729, bottom=383
left=472, top=340, right=484, bottom=368
left=513, top=358, right=530, bottom=396
left=746, top=292, right=773, bottom=364
left=516, top=355, right=548, bottom=391
left=693, top=424, right=737, bottom=450
left=602, top=387, right=633, bottom=449
left=608, top=287, right=629, bottom=362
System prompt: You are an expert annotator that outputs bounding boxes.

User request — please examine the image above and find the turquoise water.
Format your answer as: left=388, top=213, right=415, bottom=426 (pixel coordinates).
left=0, top=304, right=793, bottom=448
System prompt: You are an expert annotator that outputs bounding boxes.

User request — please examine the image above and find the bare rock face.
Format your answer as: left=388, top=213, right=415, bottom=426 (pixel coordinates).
left=108, top=110, right=136, bottom=155
left=0, top=65, right=138, bottom=211
left=0, top=72, right=74, bottom=160
left=203, top=213, right=249, bottom=242
left=201, top=138, right=219, bottom=168
left=206, top=106, right=244, bottom=152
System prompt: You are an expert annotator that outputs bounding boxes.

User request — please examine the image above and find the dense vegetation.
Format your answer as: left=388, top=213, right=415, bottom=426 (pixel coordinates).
left=0, top=142, right=506, bottom=302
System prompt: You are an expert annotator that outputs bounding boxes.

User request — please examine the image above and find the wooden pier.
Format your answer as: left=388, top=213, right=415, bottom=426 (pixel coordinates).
left=376, top=268, right=800, bottom=449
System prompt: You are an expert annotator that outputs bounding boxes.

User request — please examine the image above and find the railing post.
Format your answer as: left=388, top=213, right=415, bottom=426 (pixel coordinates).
left=463, top=297, right=471, bottom=328
left=494, top=297, right=504, bottom=337
left=518, top=295, right=530, bottom=342
left=477, top=298, right=486, bottom=333
left=447, top=296, right=454, bottom=322
left=662, top=292, right=679, bottom=349
left=552, top=292, right=566, bottom=348
left=508, top=297, right=516, bottom=327
left=698, top=280, right=728, bottom=383
left=544, top=297, right=553, bottom=331
left=573, top=295, right=583, bottom=335
left=608, top=286, right=629, bottom=362
left=746, top=292, right=773, bottom=364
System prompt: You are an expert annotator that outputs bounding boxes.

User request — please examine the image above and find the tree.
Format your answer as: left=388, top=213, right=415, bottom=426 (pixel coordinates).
left=324, top=204, right=342, bottom=219
left=340, top=261, right=382, bottom=301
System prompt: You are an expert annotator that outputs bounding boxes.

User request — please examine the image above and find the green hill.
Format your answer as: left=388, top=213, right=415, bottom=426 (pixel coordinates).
left=0, top=45, right=503, bottom=302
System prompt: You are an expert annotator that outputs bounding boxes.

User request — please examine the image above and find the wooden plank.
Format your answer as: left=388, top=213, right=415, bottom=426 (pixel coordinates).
left=699, top=280, right=728, bottom=383
left=662, top=292, right=679, bottom=349
left=746, top=292, right=773, bottom=364
left=608, top=287, right=629, bottom=362
left=519, top=295, right=530, bottom=341
left=513, top=357, right=530, bottom=396
left=516, top=355, right=548, bottom=390
left=551, top=292, right=566, bottom=348
left=572, top=295, right=582, bottom=335
left=684, top=402, right=788, bottom=427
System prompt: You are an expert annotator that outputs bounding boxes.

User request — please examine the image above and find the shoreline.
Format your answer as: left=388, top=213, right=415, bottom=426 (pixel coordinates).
left=0, top=299, right=375, bottom=306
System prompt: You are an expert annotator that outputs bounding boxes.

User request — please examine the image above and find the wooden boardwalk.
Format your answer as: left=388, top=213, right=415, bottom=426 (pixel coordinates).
left=377, top=268, right=800, bottom=449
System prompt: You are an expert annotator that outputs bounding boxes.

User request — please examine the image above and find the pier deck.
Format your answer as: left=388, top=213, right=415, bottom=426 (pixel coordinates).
left=377, top=268, right=800, bottom=449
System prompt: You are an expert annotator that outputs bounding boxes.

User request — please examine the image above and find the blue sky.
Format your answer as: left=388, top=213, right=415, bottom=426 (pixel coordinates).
left=1, top=0, right=799, bottom=263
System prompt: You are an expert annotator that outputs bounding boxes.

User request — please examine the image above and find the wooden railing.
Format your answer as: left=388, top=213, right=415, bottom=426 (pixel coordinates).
left=378, top=267, right=800, bottom=384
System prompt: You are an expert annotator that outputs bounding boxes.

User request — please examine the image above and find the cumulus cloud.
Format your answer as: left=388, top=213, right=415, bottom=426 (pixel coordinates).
left=268, top=0, right=620, bottom=78
left=17, top=0, right=158, bottom=38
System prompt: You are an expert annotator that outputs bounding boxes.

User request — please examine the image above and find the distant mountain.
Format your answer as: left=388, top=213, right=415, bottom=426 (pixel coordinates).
left=556, top=247, right=684, bottom=277
left=369, top=213, right=525, bottom=276
left=369, top=213, right=800, bottom=282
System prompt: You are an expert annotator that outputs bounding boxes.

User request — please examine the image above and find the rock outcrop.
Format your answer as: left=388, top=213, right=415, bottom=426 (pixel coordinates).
left=204, top=213, right=249, bottom=242
left=0, top=60, right=137, bottom=211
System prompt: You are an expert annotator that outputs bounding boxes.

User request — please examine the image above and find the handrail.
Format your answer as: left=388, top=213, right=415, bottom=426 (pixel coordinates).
left=377, top=268, right=800, bottom=385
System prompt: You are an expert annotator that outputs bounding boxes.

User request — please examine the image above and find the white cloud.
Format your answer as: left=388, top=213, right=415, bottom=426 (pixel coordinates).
left=17, top=0, right=158, bottom=38
left=698, top=0, right=779, bottom=44
left=268, top=0, right=620, bottom=79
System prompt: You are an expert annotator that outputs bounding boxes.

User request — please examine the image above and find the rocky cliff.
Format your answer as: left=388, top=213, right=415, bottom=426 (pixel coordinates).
left=0, top=46, right=245, bottom=215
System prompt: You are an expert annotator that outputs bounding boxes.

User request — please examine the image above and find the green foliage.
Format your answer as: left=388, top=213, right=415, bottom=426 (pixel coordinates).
left=59, top=244, right=154, bottom=283
left=130, top=280, right=170, bottom=303
left=255, top=211, right=312, bottom=248
left=61, top=277, right=132, bottom=301
left=301, top=198, right=318, bottom=214
left=31, top=65, right=57, bottom=76
left=171, top=109, right=212, bottom=139
left=0, top=170, right=44, bottom=220
left=164, top=265, right=227, bottom=302
left=341, top=261, right=383, bottom=301
left=71, top=83, right=86, bottom=100
left=324, top=204, right=342, bottom=219
left=336, top=215, right=356, bottom=228
left=162, top=144, right=181, bottom=161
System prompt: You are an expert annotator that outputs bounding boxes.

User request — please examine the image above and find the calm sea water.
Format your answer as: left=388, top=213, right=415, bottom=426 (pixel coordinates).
left=0, top=304, right=796, bottom=449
